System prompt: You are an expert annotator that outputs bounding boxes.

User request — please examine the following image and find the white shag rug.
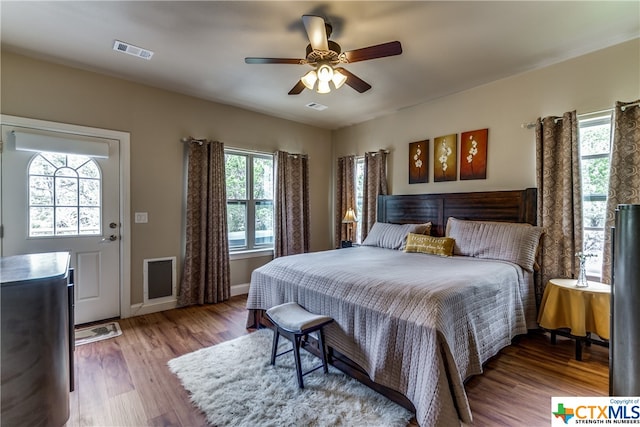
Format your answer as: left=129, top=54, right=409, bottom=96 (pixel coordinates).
left=168, top=328, right=413, bottom=427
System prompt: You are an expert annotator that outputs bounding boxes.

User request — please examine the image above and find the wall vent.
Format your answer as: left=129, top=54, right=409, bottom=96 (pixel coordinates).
left=305, top=102, right=328, bottom=111
left=113, top=40, right=154, bottom=60
left=143, top=257, right=176, bottom=304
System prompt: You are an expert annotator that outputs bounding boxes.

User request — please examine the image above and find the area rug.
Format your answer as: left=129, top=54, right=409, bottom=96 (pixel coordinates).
left=74, top=321, right=122, bottom=346
left=168, top=329, right=413, bottom=427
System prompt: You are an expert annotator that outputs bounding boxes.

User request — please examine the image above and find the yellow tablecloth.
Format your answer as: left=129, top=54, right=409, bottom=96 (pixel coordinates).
left=537, top=278, right=610, bottom=339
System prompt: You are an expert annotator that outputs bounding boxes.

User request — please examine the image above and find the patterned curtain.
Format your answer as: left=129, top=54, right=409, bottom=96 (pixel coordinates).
left=535, top=112, right=583, bottom=304
left=179, top=140, right=230, bottom=306
left=361, top=150, right=388, bottom=241
left=601, top=100, right=640, bottom=284
left=335, top=155, right=356, bottom=247
left=275, top=150, right=310, bottom=257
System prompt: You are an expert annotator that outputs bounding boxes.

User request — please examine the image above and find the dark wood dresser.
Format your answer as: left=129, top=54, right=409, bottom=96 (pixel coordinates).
left=1, top=252, right=71, bottom=427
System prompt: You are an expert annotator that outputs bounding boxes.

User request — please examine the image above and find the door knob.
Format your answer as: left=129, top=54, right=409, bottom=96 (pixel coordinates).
left=101, top=235, right=117, bottom=242
left=109, top=222, right=118, bottom=229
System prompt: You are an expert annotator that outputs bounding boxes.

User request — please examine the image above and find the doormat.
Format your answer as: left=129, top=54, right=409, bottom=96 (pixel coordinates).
left=75, top=321, right=122, bottom=346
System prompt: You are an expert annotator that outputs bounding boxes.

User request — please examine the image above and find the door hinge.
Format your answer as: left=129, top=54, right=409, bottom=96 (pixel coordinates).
left=0, top=141, right=3, bottom=153
left=0, top=224, right=4, bottom=239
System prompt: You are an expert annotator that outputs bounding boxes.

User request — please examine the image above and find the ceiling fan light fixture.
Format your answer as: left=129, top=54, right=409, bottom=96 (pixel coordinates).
left=317, top=80, right=331, bottom=94
left=301, top=70, right=318, bottom=90
left=316, top=64, right=334, bottom=82
left=332, top=69, right=347, bottom=89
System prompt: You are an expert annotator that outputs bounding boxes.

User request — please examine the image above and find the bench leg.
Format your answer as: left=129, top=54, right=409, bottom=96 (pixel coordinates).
left=293, top=334, right=304, bottom=388
left=318, top=329, right=329, bottom=374
left=270, top=329, right=280, bottom=366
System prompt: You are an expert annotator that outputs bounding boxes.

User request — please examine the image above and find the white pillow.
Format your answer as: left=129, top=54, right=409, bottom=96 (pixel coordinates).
left=362, top=222, right=430, bottom=250
left=445, top=217, right=544, bottom=272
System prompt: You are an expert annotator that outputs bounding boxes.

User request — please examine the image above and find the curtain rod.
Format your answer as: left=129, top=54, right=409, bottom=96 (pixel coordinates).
left=180, top=136, right=208, bottom=146
left=521, top=104, right=625, bottom=129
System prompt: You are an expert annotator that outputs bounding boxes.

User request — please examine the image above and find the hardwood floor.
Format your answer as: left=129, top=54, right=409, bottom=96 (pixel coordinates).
left=67, top=295, right=609, bottom=426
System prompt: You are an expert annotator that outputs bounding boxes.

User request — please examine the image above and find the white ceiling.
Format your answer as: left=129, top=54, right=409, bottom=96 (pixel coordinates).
left=1, top=1, right=638, bottom=130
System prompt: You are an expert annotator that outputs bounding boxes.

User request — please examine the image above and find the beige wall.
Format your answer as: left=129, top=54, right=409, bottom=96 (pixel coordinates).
left=332, top=39, right=640, bottom=196
left=1, top=51, right=333, bottom=305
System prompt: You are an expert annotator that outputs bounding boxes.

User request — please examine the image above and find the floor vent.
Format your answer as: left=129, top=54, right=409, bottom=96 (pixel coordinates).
left=143, top=257, right=176, bottom=304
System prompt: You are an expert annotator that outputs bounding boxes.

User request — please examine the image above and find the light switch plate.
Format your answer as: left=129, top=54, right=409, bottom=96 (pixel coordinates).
left=135, top=212, right=148, bottom=223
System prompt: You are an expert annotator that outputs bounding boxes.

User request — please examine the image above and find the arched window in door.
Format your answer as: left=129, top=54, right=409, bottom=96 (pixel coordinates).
left=28, top=152, right=102, bottom=237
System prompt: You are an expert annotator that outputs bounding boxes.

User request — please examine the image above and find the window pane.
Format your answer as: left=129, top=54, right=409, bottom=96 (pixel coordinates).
left=227, top=202, right=246, bottom=248
left=584, top=229, right=605, bottom=277
left=79, top=207, right=101, bottom=234
left=67, top=155, right=90, bottom=169
left=30, top=207, right=54, bottom=236
left=583, top=199, right=607, bottom=228
left=55, top=207, right=78, bottom=235
left=79, top=179, right=100, bottom=206
left=580, top=123, right=611, bottom=156
left=253, top=157, right=273, bottom=200
left=581, top=156, right=610, bottom=195
left=355, top=158, right=365, bottom=243
left=77, top=161, right=100, bottom=178
left=29, top=155, right=57, bottom=175
left=255, top=201, right=273, bottom=245
left=41, top=152, right=66, bottom=168
left=55, top=177, right=78, bottom=205
left=225, top=154, right=247, bottom=199
left=29, top=176, right=54, bottom=205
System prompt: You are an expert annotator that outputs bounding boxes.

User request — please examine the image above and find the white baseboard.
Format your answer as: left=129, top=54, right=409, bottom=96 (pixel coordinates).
left=127, top=284, right=249, bottom=318
left=129, top=299, right=177, bottom=317
left=231, top=283, right=250, bottom=296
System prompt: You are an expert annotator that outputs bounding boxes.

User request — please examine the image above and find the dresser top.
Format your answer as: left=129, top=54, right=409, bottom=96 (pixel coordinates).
left=1, top=252, right=70, bottom=286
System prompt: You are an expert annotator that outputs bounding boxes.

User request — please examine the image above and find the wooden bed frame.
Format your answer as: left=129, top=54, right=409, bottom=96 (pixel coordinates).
left=246, top=188, right=538, bottom=412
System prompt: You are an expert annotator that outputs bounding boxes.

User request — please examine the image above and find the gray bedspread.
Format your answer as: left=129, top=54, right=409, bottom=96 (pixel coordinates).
left=246, top=246, right=534, bottom=427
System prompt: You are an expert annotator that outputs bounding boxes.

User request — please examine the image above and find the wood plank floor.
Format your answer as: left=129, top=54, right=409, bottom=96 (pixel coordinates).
left=66, top=295, right=609, bottom=427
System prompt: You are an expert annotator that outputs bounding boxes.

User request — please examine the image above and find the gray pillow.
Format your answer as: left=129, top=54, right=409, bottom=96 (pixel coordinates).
left=362, top=222, right=430, bottom=250
left=445, top=217, right=544, bottom=272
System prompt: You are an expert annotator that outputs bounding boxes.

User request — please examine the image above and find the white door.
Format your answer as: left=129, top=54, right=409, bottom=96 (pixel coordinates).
left=1, top=125, right=121, bottom=324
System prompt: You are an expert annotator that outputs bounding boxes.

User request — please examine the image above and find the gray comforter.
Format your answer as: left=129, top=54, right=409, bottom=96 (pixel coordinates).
left=246, top=246, right=533, bottom=426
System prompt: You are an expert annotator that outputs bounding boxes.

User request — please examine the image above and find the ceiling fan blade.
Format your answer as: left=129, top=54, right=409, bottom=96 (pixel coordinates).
left=335, top=68, right=372, bottom=93
left=245, top=57, right=303, bottom=65
left=288, top=80, right=306, bottom=95
left=343, top=41, right=402, bottom=63
left=302, top=15, right=328, bottom=51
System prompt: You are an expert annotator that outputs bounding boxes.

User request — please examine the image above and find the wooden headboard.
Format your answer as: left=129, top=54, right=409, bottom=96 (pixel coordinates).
left=377, top=188, right=537, bottom=237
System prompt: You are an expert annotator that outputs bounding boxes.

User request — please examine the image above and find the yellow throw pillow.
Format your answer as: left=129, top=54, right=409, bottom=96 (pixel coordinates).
left=404, top=233, right=455, bottom=257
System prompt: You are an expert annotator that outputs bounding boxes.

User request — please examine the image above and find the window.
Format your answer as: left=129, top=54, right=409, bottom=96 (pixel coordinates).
left=355, top=157, right=365, bottom=243
left=579, top=113, right=612, bottom=278
left=28, top=152, right=101, bottom=237
left=225, top=150, right=274, bottom=251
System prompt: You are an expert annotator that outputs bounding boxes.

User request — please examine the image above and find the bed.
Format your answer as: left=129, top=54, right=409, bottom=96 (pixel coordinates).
left=246, top=188, right=541, bottom=426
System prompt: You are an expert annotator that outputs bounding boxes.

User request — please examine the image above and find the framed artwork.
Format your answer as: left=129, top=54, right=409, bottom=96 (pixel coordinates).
left=409, top=140, right=429, bottom=184
left=434, top=134, right=457, bottom=182
left=460, top=128, right=488, bottom=180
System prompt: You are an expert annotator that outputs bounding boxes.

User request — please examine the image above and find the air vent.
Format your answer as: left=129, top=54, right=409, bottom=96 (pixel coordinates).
left=113, top=40, right=154, bottom=60
left=306, top=102, right=328, bottom=111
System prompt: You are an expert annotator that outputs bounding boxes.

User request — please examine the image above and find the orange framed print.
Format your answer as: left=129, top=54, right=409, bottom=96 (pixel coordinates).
left=434, top=134, right=457, bottom=182
left=409, top=140, right=429, bottom=184
left=460, top=128, right=488, bottom=180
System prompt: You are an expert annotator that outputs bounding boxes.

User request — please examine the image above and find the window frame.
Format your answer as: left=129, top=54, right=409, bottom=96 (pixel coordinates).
left=578, top=113, right=612, bottom=279
left=224, top=148, right=274, bottom=253
left=27, top=152, right=102, bottom=238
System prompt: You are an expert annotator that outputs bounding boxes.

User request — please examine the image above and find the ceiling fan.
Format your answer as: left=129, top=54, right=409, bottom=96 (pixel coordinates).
left=245, top=15, right=402, bottom=95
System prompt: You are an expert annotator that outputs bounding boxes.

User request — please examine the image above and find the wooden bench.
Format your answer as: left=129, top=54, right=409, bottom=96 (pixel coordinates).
left=265, top=302, right=334, bottom=388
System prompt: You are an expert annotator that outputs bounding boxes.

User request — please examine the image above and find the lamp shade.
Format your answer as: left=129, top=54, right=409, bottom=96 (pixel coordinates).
left=301, top=70, right=318, bottom=90
left=342, top=208, right=357, bottom=223
left=332, top=69, right=347, bottom=89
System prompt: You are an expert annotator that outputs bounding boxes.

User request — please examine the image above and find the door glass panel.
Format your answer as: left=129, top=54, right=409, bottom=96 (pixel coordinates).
left=28, top=152, right=102, bottom=237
